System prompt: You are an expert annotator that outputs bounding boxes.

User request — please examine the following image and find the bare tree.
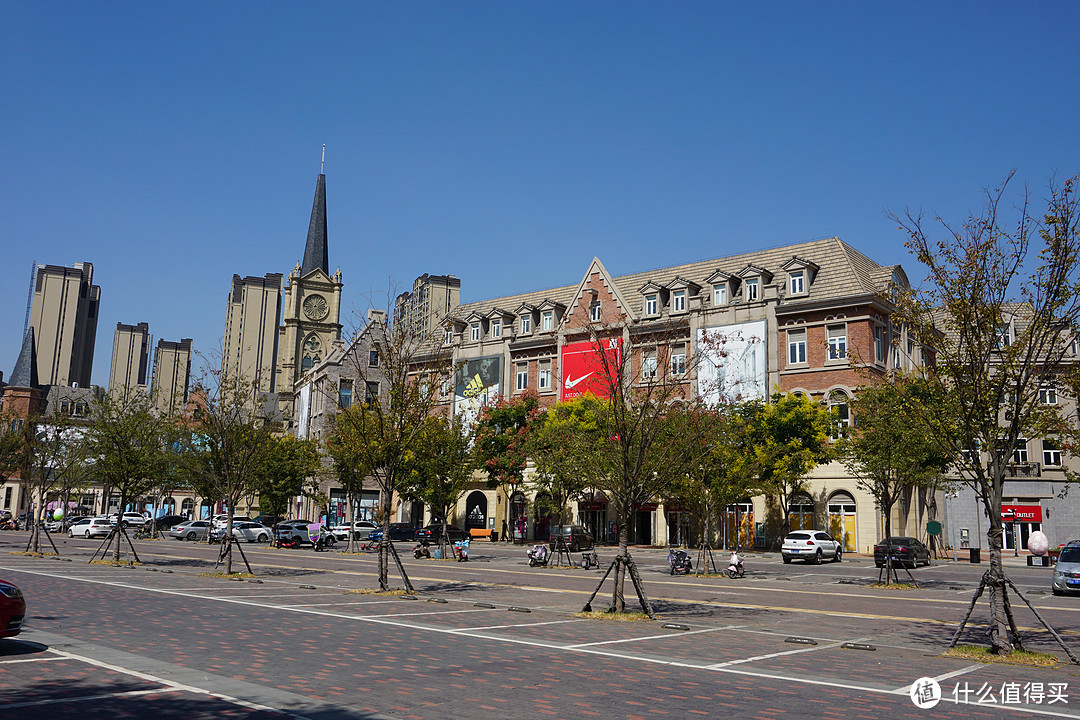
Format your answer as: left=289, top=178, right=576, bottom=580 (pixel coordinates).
left=892, top=172, right=1080, bottom=659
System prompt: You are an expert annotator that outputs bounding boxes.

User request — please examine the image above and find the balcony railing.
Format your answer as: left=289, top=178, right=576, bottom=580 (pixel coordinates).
left=1005, top=462, right=1041, bottom=478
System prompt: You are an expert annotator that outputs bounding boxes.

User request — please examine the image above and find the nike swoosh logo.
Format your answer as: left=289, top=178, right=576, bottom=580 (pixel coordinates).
left=565, top=372, right=594, bottom=389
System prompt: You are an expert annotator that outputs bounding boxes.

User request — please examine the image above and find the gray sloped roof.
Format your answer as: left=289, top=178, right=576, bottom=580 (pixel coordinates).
left=451, top=237, right=898, bottom=321
left=301, top=174, right=329, bottom=277
left=9, top=328, right=37, bottom=388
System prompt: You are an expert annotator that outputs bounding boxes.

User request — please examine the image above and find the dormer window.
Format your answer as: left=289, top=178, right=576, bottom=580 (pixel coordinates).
left=520, top=315, right=531, bottom=334
left=589, top=300, right=601, bottom=322
left=542, top=310, right=554, bottom=331
left=672, top=290, right=686, bottom=313
left=491, top=321, right=501, bottom=339
left=713, top=285, right=727, bottom=305
left=645, top=294, right=658, bottom=316
left=994, top=324, right=1011, bottom=349
left=470, top=323, right=480, bottom=342
left=445, top=329, right=454, bottom=345
left=745, top=279, right=759, bottom=302
left=789, top=271, right=805, bottom=295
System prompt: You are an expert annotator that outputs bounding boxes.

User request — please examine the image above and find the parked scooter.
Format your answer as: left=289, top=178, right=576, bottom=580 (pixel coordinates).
left=274, top=535, right=302, bottom=549
left=580, top=551, right=599, bottom=569
left=452, top=538, right=470, bottom=562
left=413, top=543, right=431, bottom=559
left=527, top=543, right=550, bottom=567
left=668, top=549, right=693, bottom=576
left=727, top=550, right=745, bottom=579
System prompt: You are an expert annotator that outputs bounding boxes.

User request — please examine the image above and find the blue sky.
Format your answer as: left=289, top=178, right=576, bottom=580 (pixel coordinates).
left=3, top=2, right=1078, bottom=387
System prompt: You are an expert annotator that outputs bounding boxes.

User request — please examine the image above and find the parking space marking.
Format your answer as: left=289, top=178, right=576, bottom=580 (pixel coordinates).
left=374, top=608, right=494, bottom=619
left=705, top=639, right=849, bottom=668
left=893, top=664, right=983, bottom=694
left=567, top=626, right=730, bottom=648
left=0, top=686, right=184, bottom=710
left=0, top=655, right=68, bottom=664
left=462, top=619, right=583, bottom=631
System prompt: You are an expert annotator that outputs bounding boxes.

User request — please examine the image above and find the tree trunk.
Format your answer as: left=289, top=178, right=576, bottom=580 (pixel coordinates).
left=378, top=489, right=390, bottom=590
left=985, top=521, right=1012, bottom=654
left=223, top=502, right=234, bottom=575
left=113, top=492, right=126, bottom=563
left=611, top=516, right=630, bottom=612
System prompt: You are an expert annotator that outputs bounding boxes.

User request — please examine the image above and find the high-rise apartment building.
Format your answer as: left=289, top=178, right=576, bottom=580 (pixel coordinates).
left=150, top=338, right=192, bottom=415
left=394, top=273, right=460, bottom=341
left=222, top=273, right=282, bottom=393
left=29, top=262, right=100, bottom=388
left=108, top=321, right=150, bottom=395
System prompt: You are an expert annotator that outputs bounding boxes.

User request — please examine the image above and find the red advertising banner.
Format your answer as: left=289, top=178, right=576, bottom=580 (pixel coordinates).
left=559, top=338, right=622, bottom=401
left=1001, top=504, right=1042, bottom=522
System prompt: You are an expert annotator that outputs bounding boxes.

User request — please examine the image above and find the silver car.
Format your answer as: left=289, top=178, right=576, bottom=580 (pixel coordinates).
left=169, top=520, right=211, bottom=541
left=213, top=522, right=272, bottom=543
left=1052, top=543, right=1080, bottom=596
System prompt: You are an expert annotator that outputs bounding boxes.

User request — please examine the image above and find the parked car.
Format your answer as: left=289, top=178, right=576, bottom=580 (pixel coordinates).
left=107, top=512, right=148, bottom=528
left=213, top=521, right=273, bottom=543
left=168, top=520, right=211, bottom=541
left=414, top=523, right=468, bottom=544
left=69, top=517, right=112, bottom=539
left=1051, top=543, right=1080, bottom=596
left=275, top=520, right=315, bottom=545
left=329, top=520, right=377, bottom=541
left=0, top=579, right=25, bottom=639
left=547, top=525, right=595, bottom=551
left=147, top=515, right=186, bottom=532
left=781, top=531, right=843, bottom=564
left=211, top=514, right=251, bottom=530
left=873, top=537, right=931, bottom=568
left=252, top=514, right=284, bottom=528
left=367, top=523, right=417, bottom=543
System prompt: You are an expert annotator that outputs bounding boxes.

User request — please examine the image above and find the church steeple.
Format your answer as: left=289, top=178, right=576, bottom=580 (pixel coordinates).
left=300, top=172, right=328, bottom=277
left=10, top=328, right=38, bottom=388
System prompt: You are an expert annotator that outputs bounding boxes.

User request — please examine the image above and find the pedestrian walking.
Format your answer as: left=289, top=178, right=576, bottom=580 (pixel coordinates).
left=501, top=519, right=509, bottom=543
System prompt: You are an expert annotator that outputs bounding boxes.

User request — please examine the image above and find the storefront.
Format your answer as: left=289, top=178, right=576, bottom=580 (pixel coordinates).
left=1002, top=504, right=1043, bottom=552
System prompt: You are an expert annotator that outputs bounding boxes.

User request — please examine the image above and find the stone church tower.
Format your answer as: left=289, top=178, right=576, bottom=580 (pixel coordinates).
left=276, top=172, right=343, bottom=420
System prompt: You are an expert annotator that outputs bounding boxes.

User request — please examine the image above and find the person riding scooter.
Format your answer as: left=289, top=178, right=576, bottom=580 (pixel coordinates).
left=727, top=549, right=745, bottom=578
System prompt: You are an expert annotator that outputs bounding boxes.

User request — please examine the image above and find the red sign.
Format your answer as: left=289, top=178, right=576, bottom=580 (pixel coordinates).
left=560, top=338, right=622, bottom=401
left=1001, top=504, right=1042, bottom=522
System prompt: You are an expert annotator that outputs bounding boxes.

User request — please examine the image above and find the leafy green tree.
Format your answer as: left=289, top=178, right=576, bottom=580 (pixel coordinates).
left=85, top=389, right=171, bottom=561
left=403, top=413, right=474, bottom=557
left=892, top=172, right=1080, bottom=657
left=254, top=435, right=321, bottom=520
left=527, top=396, right=603, bottom=527
left=745, top=392, right=835, bottom=538
left=843, top=373, right=955, bottom=540
left=473, top=392, right=543, bottom=530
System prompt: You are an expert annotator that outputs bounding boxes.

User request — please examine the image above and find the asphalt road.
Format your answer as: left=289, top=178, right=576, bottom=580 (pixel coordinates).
left=2, top=532, right=1079, bottom=719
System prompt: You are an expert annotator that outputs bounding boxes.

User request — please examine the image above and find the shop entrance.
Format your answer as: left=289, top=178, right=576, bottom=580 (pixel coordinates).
left=828, top=491, right=857, bottom=552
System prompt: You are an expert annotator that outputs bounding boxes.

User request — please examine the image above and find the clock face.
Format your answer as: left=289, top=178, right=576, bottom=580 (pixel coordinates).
left=303, top=294, right=328, bottom=320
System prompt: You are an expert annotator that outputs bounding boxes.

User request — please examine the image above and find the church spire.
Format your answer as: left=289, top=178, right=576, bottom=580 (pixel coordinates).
left=10, top=327, right=38, bottom=388
left=300, top=166, right=328, bottom=277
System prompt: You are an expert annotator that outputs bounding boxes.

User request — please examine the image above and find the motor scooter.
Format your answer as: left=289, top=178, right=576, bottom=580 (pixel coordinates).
left=452, top=538, right=470, bottom=562
left=727, top=550, right=745, bottom=578
left=527, top=544, right=550, bottom=567
left=413, top=543, right=431, bottom=559
left=274, top=534, right=302, bottom=549
left=668, top=549, right=692, bottom=576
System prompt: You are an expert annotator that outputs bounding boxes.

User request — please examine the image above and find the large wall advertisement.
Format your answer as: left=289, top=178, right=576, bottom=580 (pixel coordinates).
left=697, top=320, right=766, bottom=404
left=453, top=355, right=502, bottom=426
left=559, top=338, right=622, bottom=401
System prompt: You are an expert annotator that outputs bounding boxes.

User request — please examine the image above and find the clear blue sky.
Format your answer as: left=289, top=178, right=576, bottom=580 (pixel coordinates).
left=3, top=2, right=1078, bottom=388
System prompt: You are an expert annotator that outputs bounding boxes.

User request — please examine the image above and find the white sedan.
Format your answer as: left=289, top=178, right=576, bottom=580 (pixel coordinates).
left=781, top=531, right=843, bottom=564
left=68, top=517, right=112, bottom=539
left=216, top=522, right=273, bottom=543
left=329, top=521, right=377, bottom=541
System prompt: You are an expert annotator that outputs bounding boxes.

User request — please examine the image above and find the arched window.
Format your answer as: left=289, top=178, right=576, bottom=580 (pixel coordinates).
left=465, top=491, right=488, bottom=531
left=302, top=334, right=322, bottom=372
left=829, top=390, right=850, bottom=439
left=828, top=491, right=857, bottom=552
left=789, top=491, right=815, bottom=530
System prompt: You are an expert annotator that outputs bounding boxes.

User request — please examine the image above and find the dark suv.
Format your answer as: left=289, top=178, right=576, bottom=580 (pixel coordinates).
left=873, top=537, right=931, bottom=568
left=548, top=525, right=594, bottom=551
left=414, top=523, right=468, bottom=544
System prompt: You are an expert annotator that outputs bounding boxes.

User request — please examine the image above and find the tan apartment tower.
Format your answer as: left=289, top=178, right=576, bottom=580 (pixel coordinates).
left=276, top=172, right=342, bottom=416
left=108, top=322, right=150, bottom=395
left=222, top=273, right=283, bottom=394
left=394, top=273, right=461, bottom=341
left=29, top=262, right=100, bottom=388
left=151, top=338, right=192, bottom=415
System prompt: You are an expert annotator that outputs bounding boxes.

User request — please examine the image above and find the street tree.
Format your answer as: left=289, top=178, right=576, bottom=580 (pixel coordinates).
left=85, top=389, right=171, bottom=562
left=473, top=392, right=543, bottom=537
left=253, top=435, right=321, bottom=522
left=527, top=396, right=603, bottom=528
left=892, top=172, right=1080, bottom=659
left=180, top=373, right=275, bottom=575
left=403, top=412, right=474, bottom=558
left=843, top=373, right=955, bottom=541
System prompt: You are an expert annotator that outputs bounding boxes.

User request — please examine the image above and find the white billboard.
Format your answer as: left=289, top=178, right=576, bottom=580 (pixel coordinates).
left=697, top=320, right=767, bottom=404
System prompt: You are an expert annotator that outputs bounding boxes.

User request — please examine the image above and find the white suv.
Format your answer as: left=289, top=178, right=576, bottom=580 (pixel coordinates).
left=781, top=531, right=842, bottom=564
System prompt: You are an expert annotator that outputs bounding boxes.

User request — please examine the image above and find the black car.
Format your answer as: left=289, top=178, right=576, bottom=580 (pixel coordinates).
left=874, top=537, right=931, bottom=568
left=148, top=515, right=186, bottom=532
left=367, top=523, right=418, bottom=542
left=547, top=525, right=594, bottom=551
left=414, top=523, right=468, bottom=544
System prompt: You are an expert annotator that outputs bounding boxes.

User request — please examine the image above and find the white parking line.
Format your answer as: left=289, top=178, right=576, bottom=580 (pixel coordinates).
left=706, top=639, right=847, bottom=668
left=0, top=686, right=183, bottom=709
left=567, top=626, right=729, bottom=648
left=0, top=655, right=68, bottom=664
left=893, top=664, right=983, bottom=693
left=463, top=619, right=583, bottom=631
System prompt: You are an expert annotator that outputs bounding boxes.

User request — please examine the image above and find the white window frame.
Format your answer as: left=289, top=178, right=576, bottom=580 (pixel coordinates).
left=542, top=311, right=553, bottom=331
left=827, top=325, right=847, bottom=361
left=672, top=290, right=686, bottom=313
left=645, top=294, right=658, bottom=316
left=589, top=300, right=601, bottom=322
left=538, top=361, right=551, bottom=390
left=642, top=352, right=657, bottom=379
left=745, top=279, right=759, bottom=302
left=520, top=315, right=531, bottom=334
left=1040, top=386, right=1057, bottom=405
left=789, top=271, right=804, bottom=295
left=873, top=326, right=885, bottom=363
left=1044, top=439, right=1062, bottom=466
left=445, top=329, right=454, bottom=345
left=829, top=392, right=850, bottom=440
left=491, top=321, right=501, bottom=339
left=515, top=363, right=528, bottom=391
left=788, top=329, right=807, bottom=364
left=470, top=323, right=480, bottom=342
left=1012, top=439, right=1029, bottom=464
left=713, top=285, right=727, bottom=305
left=670, top=346, right=686, bottom=376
